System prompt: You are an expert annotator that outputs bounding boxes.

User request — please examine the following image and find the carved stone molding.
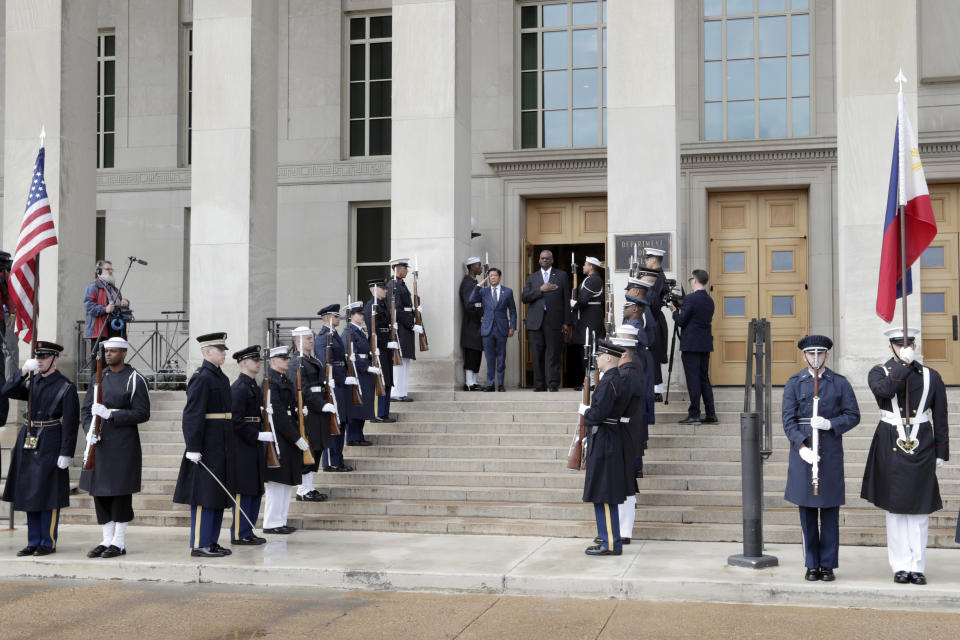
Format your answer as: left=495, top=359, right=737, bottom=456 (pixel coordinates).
left=681, top=137, right=837, bottom=168
left=97, top=169, right=192, bottom=192
left=485, top=148, right=607, bottom=176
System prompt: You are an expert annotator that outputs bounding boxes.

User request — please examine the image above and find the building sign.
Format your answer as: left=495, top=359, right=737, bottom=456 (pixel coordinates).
left=613, top=233, right=671, bottom=272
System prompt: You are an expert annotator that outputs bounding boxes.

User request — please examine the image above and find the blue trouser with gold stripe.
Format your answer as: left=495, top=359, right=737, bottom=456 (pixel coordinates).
left=189, top=505, right=223, bottom=549
left=593, top=503, right=621, bottom=552
left=231, top=494, right=261, bottom=541
left=26, top=510, right=60, bottom=548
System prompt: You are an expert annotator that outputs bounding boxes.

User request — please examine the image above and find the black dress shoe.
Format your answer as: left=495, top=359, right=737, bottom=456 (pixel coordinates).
left=297, top=489, right=329, bottom=501
left=498, top=386, right=505, bottom=392
left=805, top=568, right=821, bottom=581
left=263, top=527, right=294, bottom=535
left=655, top=393, right=664, bottom=402
left=231, top=536, right=263, bottom=546
left=548, top=387, right=558, bottom=392
left=101, top=545, right=126, bottom=559
left=33, top=546, right=55, bottom=556
left=372, top=416, right=397, bottom=423
left=484, top=387, right=495, bottom=392
left=191, top=546, right=227, bottom=557
left=470, top=385, right=483, bottom=391
left=321, top=466, right=339, bottom=473
left=398, top=396, right=414, bottom=402
left=16, top=546, right=37, bottom=557
left=355, top=439, right=374, bottom=446
left=819, top=568, right=835, bottom=582
left=635, top=470, right=644, bottom=479
left=584, top=545, right=621, bottom=556
left=335, top=464, right=354, bottom=472
left=87, top=544, right=108, bottom=558
left=909, top=572, right=927, bottom=585
left=574, top=386, right=583, bottom=391
left=462, top=384, right=470, bottom=391
left=622, top=538, right=631, bottom=545
left=281, top=526, right=297, bottom=534
left=701, top=416, right=719, bottom=424
left=209, top=543, right=232, bottom=556
left=533, top=387, right=547, bottom=392
left=678, top=417, right=701, bottom=425
left=894, top=570, right=911, bottom=584
left=591, top=537, right=631, bottom=546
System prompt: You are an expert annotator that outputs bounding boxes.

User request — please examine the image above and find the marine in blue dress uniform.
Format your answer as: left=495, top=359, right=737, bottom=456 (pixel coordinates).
left=315, top=305, right=353, bottom=472
left=781, top=335, right=860, bottom=582
left=2, top=341, right=79, bottom=556
left=862, top=327, right=949, bottom=585
left=80, top=337, right=151, bottom=559
left=289, top=326, right=334, bottom=501
left=364, top=279, right=396, bottom=423
left=579, top=340, right=631, bottom=556
left=228, top=345, right=268, bottom=546
left=343, top=301, right=378, bottom=446
left=172, top=332, right=236, bottom=558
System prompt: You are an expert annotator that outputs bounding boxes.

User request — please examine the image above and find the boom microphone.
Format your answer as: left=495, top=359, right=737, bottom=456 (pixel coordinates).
left=128, top=256, right=148, bottom=265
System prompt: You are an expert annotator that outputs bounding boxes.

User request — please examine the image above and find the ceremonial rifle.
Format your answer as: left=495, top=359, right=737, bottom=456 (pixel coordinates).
left=81, top=343, right=104, bottom=470
left=369, top=296, right=386, bottom=397
left=295, top=339, right=316, bottom=465
left=483, top=252, right=490, bottom=286
left=388, top=278, right=404, bottom=365
left=810, top=349, right=824, bottom=496
left=605, top=273, right=615, bottom=336
left=323, top=326, right=342, bottom=436
left=567, top=252, right=578, bottom=344
left=261, top=369, right=280, bottom=469
left=567, top=330, right=595, bottom=471
left=413, top=256, right=429, bottom=352
left=345, top=320, right=364, bottom=406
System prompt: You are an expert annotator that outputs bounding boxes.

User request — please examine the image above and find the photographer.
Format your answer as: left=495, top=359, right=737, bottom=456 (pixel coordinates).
left=83, top=261, right=131, bottom=351
left=668, top=269, right=717, bottom=425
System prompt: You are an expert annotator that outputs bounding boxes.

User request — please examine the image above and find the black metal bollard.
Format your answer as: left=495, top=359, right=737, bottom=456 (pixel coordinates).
left=728, top=411, right=778, bottom=569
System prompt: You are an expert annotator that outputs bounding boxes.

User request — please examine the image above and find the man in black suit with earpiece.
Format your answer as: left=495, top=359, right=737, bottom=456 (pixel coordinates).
left=521, top=250, right=572, bottom=392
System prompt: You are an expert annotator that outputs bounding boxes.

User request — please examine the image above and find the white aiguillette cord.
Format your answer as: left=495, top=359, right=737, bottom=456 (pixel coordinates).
left=889, top=366, right=930, bottom=453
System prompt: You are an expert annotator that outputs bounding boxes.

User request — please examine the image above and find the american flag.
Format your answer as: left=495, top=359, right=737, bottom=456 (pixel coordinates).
left=10, top=147, right=58, bottom=344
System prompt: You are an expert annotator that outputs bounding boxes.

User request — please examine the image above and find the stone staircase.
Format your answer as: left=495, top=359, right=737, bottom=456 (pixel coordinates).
left=54, top=387, right=960, bottom=547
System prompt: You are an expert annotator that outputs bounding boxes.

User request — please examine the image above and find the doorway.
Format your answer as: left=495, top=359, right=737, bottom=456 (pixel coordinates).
left=920, top=184, right=960, bottom=383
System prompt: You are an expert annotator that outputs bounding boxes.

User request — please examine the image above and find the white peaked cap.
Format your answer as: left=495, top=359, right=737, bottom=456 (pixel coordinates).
left=616, top=325, right=639, bottom=336
left=290, top=326, right=313, bottom=337
left=465, top=257, right=481, bottom=266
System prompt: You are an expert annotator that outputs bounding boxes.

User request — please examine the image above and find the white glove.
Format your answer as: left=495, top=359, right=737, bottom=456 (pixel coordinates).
left=578, top=403, right=589, bottom=416
left=387, top=342, right=399, bottom=349
left=798, top=446, right=818, bottom=465
left=368, top=367, right=381, bottom=375
left=328, top=379, right=336, bottom=389
left=257, top=431, right=275, bottom=443
left=392, top=323, right=399, bottom=330
left=936, top=457, right=945, bottom=468
left=416, top=305, right=423, bottom=313
left=349, top=352, right=356, bottom=362
left=265, top=405, right=274, bottom=415
left=92, top=402, right=113, bottom=419
left=810, top=416, right=832, bottom=431
left=412, top=325, right=424, bottom=335
left=899, top=346, right=915, bottom=364
left=294, top=437, right=310, bottom=451
left=56, top=456, right=70, bottom=469
left=22, top=358, right=39, bottom=375
left=301, top=406, right=309, bottom=417
left=345, top=376, right=359, bottom=386
left=374, top=348, right=381, bottom=356
left=322, top=403, right=336, bottom=413
left=185, top=451, right=202, bottom=464
left=86, top=430, right=99, bottom=445
left=570, top=299, right=578, bottom=309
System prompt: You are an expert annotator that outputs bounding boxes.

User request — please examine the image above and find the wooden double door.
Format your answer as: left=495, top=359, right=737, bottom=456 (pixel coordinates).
left=709, top=191, right=809, bottom=385
left=919, top=184, right=960, bottom=384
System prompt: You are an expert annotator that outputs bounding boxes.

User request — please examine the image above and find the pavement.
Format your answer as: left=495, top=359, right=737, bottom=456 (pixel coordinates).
left=2, top=524, right=960, bottom=613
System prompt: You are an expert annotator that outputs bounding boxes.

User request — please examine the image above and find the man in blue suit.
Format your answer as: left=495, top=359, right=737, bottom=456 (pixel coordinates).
left=469, top=268, right=518, bottom=391
left=668, top=269, right=716, bottom=425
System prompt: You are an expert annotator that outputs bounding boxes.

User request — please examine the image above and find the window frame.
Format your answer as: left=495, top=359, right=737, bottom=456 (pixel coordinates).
left=97, top=30, right=116, bottom=169
left=179, top=23, right=193, bottom=167
left=350, top=202, right=393, bottom=302
left=344, top=12, right=393, bottom=159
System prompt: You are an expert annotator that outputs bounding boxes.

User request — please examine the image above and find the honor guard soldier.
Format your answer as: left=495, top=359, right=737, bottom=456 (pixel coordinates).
left=229, top=345, right=268, bottom=545
left=344, top=301, right=379, bottom=446
left=579, top=339, right=632, bottom=555
left=364, top=279, right=396, bottom=422
left=387, top=258, right=422, bottom=401
left=782, top=335, right=860, bottom=582
left=616, top=324, right=649, bottom=479
left=80, top=337, right=151, bottom=558
left=2, top=341, right=79, bottom=556
left=315, top=305, right=353, bottom=472
left=263, top=346, right=309, bottom=534
left=623, top=296, right=656, bottom=437
left=862, top=327, right=949, bottom=585
left=290, top=326, right=333, bottom=501
left=172, top=332, right=236, bottom=558
left=460, top=257, right=484, bottom=391
left=570, top=257, right=605, bottom=388
left=642, top=248, right=670, bottom=400
left=608, top=333, right=646, bottom=544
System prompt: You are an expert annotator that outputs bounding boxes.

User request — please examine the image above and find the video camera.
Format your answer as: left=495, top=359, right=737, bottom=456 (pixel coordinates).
left=661, top=278, right=685, bottom=309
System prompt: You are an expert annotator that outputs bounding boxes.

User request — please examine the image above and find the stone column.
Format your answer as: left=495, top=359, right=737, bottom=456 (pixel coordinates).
left=391, top=0, right=471, bottom=387
left=2, top=0, right=96, bottom=373
left=189, top=0, right=277, bottom=370
left=836, top=0, right=919, bottom=374
left=607, top=0, right=680, bottom=311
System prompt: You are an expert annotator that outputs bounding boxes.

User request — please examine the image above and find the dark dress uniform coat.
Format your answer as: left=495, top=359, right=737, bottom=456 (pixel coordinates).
left=459, top=274, right=483, bottom=352
left=2, top=370, right=80, bottom=511
left=617, top=360, right=646, bottom=495
left=627, top=310, right=657, bottom=425
left=345, top=323, right=376, bottom=421
left=315, top=326, right=349, bottom=425
left=264, top=368, right=303, bottom=486
left=581, top=367, right=631, bottom=505
left=173, top=361, right=236, bottom=509
left=364, top=297, right=394, bottom=387
left=230, top=373, right=266, bottom=497
left=648, top=268, right=670, bottom=366
left=572, top=272, right=605, bottom=345
left=288, top=351, right=332, bottom=451
left=862, top=359, right=949, bottom=514
left=782, top=367, right=860, bottom=507
left=386, top=277, right=416, bottom=360
left=79, top=365, right=151, bottom=496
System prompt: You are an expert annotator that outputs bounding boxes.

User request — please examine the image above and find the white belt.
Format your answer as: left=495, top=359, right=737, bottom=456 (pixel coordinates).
left=309, top=385, right=324, bottom=393
left=357, top=354, right=367, bottom=359
left=403, top=307, right=412, bottom=311
left=474, top=303, right=482, bottom=307
left=879, top=409, right=929, bottom=426
left=588, top=301, right=602, bottom=305
left=619, top=417, right=630, bottom=423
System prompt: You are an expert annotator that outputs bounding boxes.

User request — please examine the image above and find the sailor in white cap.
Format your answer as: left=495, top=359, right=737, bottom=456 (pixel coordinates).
left=460, top=257, right=484, bottom=390
left=863, top=327, right=948, bottom=585
left=570, top=257, right=605, bottom=389
left=387, top=258, right=422, bottom=401
left=643, top=248, right=670, bottom=400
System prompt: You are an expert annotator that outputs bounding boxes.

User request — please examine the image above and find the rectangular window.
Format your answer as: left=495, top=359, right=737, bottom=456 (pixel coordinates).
left=518, top=1, right=607, bottom=149
left=95, top=211, right=106, bottom=261
left=348, top=14, right=392, bottom=157
left=181, top=24, right=193, bottom=167
left=703, top=0, right=811, bottom=141
left=353, top=205, right=392, bottom=302
left=97, top=31, right=116, bottom=168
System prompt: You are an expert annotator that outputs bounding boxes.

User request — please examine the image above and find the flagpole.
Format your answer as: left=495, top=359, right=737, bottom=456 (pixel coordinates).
left=27, top=127, right=45, bottom=430
left=896, top=70, right=910, bottom=412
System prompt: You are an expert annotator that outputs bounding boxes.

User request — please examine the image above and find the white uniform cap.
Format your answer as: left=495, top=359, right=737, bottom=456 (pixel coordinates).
left=465, top=257, right=481, bottom=266
left=345, top=301, right=364, bottom=313
left=883, top=326, right=921, bottom=340
left=644, top=248, right=666, bottom=257
left=269, top=345, right=290, bottom=358
left=102, top=337, right=130, bottom=350
left=585, top=256, right=602, bottom=268
left=390, top=257, right=410, bottom=268
left=610, top=336, right=637, bottom=347
left=615, top=324, right=640, bottom=336
left=290, top=326, right=313, bottom=337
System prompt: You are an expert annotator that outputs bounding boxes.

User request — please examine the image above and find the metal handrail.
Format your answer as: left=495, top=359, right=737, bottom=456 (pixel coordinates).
left=75, top=318, right=190, bottom=390
left=266, top=317, right=330, bottom=349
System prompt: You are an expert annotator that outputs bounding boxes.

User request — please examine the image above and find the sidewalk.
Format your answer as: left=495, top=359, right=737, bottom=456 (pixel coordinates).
left=2, top=524, right=960, bottom=612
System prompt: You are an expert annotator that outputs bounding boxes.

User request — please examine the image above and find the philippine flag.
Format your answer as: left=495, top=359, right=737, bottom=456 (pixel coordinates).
left=876, top=89, right=937, bottom=323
